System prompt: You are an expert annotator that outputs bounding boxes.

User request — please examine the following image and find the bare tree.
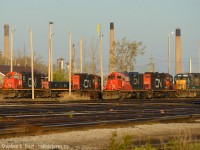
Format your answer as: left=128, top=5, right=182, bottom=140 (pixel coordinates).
left=13, top=49, right=47, bottom=74
left=114, top=37, right=145, bottom=72
left=90, top=38, right=99, bottom=74
left=82, top=38, right=99, bottom=75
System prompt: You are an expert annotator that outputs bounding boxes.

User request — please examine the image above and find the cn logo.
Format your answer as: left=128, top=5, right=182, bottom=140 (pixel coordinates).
left=28, top=78, right=37, bottom=87
left=155, top=78, right=162, bottom=88
left=84, top=79, right=91, bottom=88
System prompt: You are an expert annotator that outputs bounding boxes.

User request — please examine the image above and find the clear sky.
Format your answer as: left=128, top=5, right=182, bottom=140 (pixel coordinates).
left=0, top=0, right=200, bottom=75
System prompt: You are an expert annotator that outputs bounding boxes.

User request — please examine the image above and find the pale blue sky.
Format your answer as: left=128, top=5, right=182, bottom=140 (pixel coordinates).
left=0, top=0, right=200, bottom=75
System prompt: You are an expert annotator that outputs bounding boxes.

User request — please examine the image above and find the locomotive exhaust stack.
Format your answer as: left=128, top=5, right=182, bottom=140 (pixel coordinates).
left=175, top=28, right=182, bottom=74
left=109, top=22, right=114, bottom=73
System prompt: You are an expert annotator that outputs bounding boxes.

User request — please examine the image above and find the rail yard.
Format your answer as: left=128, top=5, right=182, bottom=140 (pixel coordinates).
left=0, top=24, right=200, bottom=149
left=0, top=98, right=200, bottom=149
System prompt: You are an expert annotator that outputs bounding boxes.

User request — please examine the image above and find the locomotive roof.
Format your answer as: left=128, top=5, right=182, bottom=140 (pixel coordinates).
left=175, top=73, right=200, bottom=77
left=127, top=72, right=140, bottom=75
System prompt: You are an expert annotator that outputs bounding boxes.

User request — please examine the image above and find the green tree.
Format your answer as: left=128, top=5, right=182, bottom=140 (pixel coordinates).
left=114, top=37, right=145, bottom=72
left=53, top=70, right=67, bottom=81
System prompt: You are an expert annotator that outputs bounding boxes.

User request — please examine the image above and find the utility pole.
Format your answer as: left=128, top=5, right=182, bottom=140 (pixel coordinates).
left=168, top=33, right=171, bottom=74
left=68, top=32, right=72, bottom=95
left=50, top=33, right=53, bottom=81
left=97, top=24, right=104, bottom=92
left=199, top=43, right=200, bottom=73
left=80, top=37, right=83, bottom=73
left=50, top=23, right=53, bottom=81
left=168, top=32, right=174, bottom=74
left=24, top=44, right=27, bottom=67
left=28, top=28, right=34, bottom=99
left=91, top=40, right=96, bottom=74
left=71, top=44, right=75, bottom=74
left=48, top=21, right=53, bottom=81
left=189, top=58, right=192, bottom=73
left=100, top=34, right=103, bottom=91
left=10, top=28, right=15, bottom=72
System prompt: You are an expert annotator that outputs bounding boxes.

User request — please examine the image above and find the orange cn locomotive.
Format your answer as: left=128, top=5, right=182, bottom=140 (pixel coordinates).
left=2, top=72, right=22, bottom=89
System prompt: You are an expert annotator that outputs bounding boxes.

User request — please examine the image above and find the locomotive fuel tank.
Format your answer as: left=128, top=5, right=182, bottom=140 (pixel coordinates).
left=48, top=82, right=69, bottom=89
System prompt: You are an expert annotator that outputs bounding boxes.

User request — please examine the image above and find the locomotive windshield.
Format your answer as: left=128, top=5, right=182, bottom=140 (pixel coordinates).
left=108, top=74, right=115, bottom=79
left=14, top=73, right=21, bottom=79
left=7, top=73, right=12, bottom=78
left=174, top=74, right=190, bottom=81
left=117, top=76, right=121, bottom=79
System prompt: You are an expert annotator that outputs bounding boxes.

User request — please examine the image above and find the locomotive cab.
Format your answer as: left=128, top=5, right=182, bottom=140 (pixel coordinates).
left=174, top=73, right=200, bottom=90
left=104, top=72, right=132, bottom=91
left=175, top=80, right=186, bottom=90
left=174, top=74, right=190, bottom=90
left=2, top=72, right=22, bottom=89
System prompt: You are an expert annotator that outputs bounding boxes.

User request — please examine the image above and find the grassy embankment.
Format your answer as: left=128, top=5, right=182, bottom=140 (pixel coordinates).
left=108, top=131, right=200, bottom=150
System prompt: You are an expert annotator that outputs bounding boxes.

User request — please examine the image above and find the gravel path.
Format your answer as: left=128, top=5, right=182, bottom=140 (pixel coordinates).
left=1, top=122, right=200, bottom=150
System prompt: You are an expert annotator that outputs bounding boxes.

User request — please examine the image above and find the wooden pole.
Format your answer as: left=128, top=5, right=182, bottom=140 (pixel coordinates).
left=100, top=34, right=103, bottom=92
left=80, top=37, right=83, bottom=73
left=50, top=32, right=53, bottom=81
left=69, top=32, right=72, bottom=95
left=10, top=28, right=14, bottom=72
left=48, top=23, right=51, bottom=81
left=29, top=28, right=34, bottom=99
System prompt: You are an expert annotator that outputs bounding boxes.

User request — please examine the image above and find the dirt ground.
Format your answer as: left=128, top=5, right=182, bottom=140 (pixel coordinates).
left=1, top=121, right=200, bottom=150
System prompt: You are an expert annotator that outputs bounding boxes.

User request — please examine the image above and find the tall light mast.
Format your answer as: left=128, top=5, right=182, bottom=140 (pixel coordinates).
left=97, top=24, right=104, bottom=92
left=10, top=28, right=15, bottom=72
left=68, top=32, right=72, bottom=95
left=48, top=21, right=53, bottom=81
left=28, top=27, right=34, bottom=99
left=80, top=37, right=83, bottom=73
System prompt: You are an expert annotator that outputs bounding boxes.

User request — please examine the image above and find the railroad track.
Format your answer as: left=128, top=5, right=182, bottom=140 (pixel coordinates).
left=0, top=98, right=200, bottom=138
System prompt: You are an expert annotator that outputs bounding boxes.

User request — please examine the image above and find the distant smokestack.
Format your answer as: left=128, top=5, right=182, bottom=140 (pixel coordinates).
left=4, top=24, right=9, bottom=59
left=109, top=22, right=114, bottom=73
left=175, top=28, right=182, bottom=74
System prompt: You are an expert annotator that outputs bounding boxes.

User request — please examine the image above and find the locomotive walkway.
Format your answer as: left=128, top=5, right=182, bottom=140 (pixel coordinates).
left=0, top=98, right=200, bottom=138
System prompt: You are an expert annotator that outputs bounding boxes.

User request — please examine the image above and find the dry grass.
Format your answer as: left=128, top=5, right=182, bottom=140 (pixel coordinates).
left=0, top=94, right=5, bottom=100
left=108, top=129, right=200, bottom=150
left=59, top=92, right=90, bottom=101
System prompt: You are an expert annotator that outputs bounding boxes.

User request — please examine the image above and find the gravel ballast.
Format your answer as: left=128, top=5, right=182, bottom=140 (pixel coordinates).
left=1, top=123, right=200, bottom=150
